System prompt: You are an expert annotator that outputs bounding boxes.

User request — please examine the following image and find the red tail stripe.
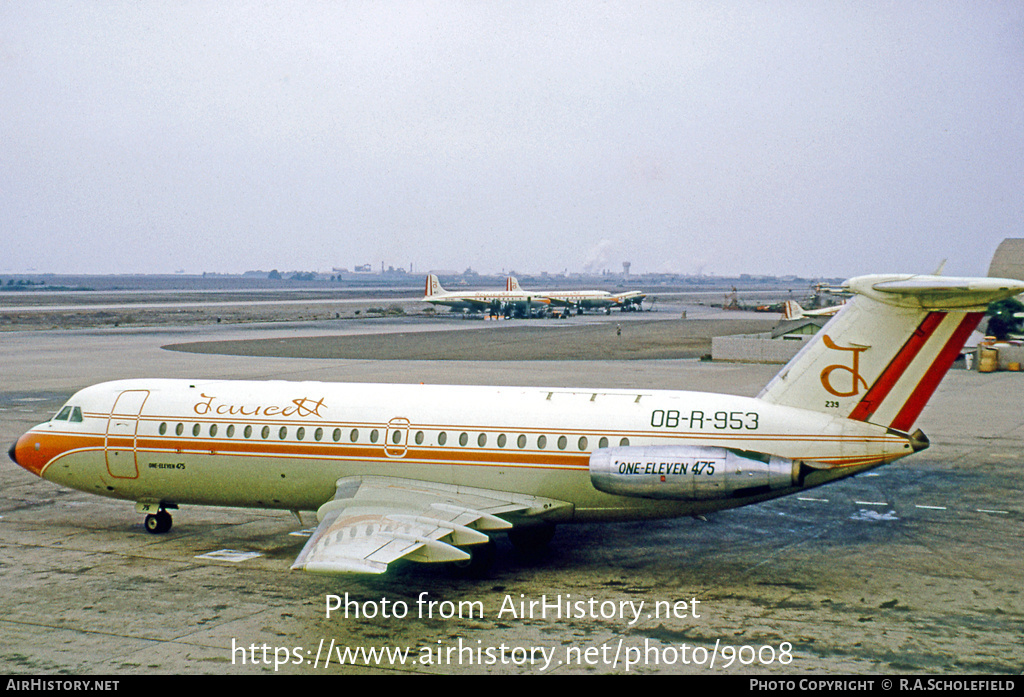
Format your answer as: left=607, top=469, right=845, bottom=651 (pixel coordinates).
left=888, top=312, right=984, bottom=432
left=848, top=312, right=946, bottom=422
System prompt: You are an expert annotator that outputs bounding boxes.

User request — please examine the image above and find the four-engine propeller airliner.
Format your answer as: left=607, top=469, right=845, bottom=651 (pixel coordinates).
left=422, top=274, right=550, bottom=317
left=10, top=273, right=1023, bottom=575
left=506, top=277, right=646, bottom=314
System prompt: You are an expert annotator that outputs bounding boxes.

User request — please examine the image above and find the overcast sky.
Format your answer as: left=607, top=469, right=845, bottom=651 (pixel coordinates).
left=2, top=2, right=1021, bottom=279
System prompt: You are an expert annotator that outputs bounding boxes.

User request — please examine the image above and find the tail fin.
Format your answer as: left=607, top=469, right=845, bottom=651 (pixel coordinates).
left=782, top=299, right=846, bottom=319
left=781, top=300, right=805, bottom=320
left=987, top=238, right=1024, bottom=281
left=424, top=274, right=445, bottom=298
left=758, top=274, right=1024, bottom=431
left=506, top=277, right=522, bottom=292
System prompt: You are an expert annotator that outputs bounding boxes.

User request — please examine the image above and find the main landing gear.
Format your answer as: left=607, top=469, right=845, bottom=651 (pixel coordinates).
left=507, top=523, right=556, bottom=556
left=452, top=538, right=497, bottom=578
left=450, top=523, right=557, bottom=577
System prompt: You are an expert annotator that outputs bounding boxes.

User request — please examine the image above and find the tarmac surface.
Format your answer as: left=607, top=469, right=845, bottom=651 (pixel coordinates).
left=162, top=316, right=776, bottom=361
left=1, top=311, right=1021, bottom=675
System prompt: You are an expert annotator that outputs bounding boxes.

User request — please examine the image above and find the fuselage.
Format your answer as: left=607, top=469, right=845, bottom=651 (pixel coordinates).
left=539, top=290, right=615, bottom=309
left=423, top=290, right=550, bottom=313
left=12, top=378, right=916, bottom=523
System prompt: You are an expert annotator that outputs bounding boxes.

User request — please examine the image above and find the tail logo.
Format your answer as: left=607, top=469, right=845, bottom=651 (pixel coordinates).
left=820, top=335, right=869, bottom=397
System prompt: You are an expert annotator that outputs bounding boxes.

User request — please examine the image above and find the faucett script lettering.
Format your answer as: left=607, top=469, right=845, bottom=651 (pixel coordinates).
left=193, top=394, right=328, bottom=418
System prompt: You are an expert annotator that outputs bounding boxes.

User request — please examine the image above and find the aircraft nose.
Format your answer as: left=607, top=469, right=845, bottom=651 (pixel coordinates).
left=9, top=432, right=47, bottom=477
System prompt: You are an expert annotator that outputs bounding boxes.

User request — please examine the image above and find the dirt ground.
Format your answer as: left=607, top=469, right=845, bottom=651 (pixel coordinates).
left=162, top=318, right=776, bottom=361
left=0, top=297, right=412, bottom=331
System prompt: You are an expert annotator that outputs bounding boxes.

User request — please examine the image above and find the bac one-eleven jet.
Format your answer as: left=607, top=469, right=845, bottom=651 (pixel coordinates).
left=10, top=273, right=1024, bottom=575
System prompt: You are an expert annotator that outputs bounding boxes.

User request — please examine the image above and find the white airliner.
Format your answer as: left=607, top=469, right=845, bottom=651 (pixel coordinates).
left=10, top=273, right=1023, bottom=575
left=506, top=277, right=646, bottom=314
left=423, top=274, right=549, bottom=317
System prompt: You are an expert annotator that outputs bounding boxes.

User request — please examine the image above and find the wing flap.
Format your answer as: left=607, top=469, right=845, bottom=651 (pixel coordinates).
left=291, top=476, right=571, bottom=575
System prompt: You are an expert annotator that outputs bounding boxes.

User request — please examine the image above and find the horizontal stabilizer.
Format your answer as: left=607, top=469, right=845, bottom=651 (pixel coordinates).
left=847, top=275, right=1024, bottom=310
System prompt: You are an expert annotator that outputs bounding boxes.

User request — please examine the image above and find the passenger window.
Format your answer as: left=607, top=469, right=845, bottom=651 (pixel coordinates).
left=209, top=424, right=218, bottom=437
left=244, top=425, right=252, bottom=439
left=517, top=434, right=526, bottom=449
left=192, top=424, right=201, bottom=437
left=333, top=428, right=341, bottom=442
left=497, top=434, right=507, bottom=448
left=557, top=435, right=567, bottom=450
left=537, top=435, right=547, bottom=449
left=438, top=432, right=447, bottom=445
left=278, top=426, right=288, bottom=440
left=459, top=432, right=468, bottom=446
left=599, top=437, right=608, bottom=449
left=619, top=437, right=630, bottom=446
left=392, top=430, right=401, bottom=445
left=261, top=426, right=270, bottom=439
left=349, top=429, right=358, bottom=442
left=226, top=424, right=235, bottom=437
left=314, top=427, right=323, bottom=441
left=477, top=433, right=487, bottom=447
left=370, top=429, right=379, bottom=443
left=297, top=427, right=305, bottom=441
left=415, top=431, right=424, bottom=445
left=578, top=436, right=588, bottom=451
left=176, top=423, right=184, bottom=436
left=159, top=422, right=167, bottom=435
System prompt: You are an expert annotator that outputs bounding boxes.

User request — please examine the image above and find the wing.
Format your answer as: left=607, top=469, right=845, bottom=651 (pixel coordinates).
left=460, top=297, right=496, bottom=310
left=290, top=476, right=572, bottom=574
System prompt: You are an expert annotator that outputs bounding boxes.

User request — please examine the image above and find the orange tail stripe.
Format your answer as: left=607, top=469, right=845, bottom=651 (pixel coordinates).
left=848, top=312, right=946, bottom=423
left=889, top=312, right=983, bottom=432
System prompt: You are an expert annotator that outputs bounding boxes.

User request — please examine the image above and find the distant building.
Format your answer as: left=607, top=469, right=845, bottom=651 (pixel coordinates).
left=770, top=316, right=830, bottom=339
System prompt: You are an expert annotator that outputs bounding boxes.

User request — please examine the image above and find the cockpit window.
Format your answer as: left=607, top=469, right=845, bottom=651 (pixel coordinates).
left=53, top=406, right=83, bottom=423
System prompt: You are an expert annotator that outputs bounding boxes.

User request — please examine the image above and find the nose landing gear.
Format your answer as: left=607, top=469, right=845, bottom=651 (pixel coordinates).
left=136, top=502, right=174, bottom=534
left=144, top=509, right=173, bottom=534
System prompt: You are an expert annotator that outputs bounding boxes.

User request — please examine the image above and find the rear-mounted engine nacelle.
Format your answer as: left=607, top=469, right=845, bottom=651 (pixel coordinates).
left=589, top=446, right=798, bottom=501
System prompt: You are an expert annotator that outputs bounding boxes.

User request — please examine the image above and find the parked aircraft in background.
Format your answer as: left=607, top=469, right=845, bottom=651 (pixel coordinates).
left=11, top=273, right=1023, bottom=575
left=422, top=274, right=549, bottom=317
left=780, top=299, right=847, bottom=321
left=506, top=277, right=646, bottom=314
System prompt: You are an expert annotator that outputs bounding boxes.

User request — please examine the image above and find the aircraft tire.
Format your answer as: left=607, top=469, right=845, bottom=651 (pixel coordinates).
left=508, top=523, right=555, bottom=554
left=451, top=539, right=496, bottom=578
left=144, top=510, right=172, bottom=534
